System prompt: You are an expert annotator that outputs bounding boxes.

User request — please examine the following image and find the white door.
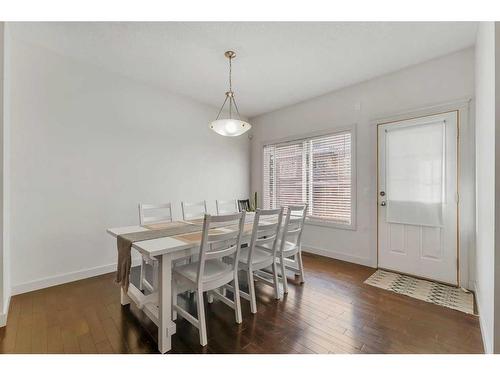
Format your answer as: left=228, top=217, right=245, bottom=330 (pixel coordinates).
left=377, top=111, right=458, bottom=285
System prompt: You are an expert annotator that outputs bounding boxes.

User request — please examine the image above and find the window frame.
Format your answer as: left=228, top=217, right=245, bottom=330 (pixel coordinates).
left=261, top=124, right=357, bottom=230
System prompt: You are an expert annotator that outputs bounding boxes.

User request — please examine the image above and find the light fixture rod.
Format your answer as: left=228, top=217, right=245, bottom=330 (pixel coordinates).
left=215, top=95, right=229, bottom=120
left=232, top=97, right=242, bottom=120
left=228, top=53, right=233, bottom=93
left=227, top=52, right=234, bottom=118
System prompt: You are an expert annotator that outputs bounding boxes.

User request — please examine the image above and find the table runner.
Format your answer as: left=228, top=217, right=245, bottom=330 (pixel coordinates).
left=115, top=222, right=202, bottom=291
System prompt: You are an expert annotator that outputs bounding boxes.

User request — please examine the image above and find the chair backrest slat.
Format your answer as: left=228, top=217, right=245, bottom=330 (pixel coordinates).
left=255, top=222, right=278, bottom=232
left=181, top=200, right=207, bottom=221
left=288, top=217, right=303, bottom=225
left=209, top=212, right=243, bottom=222
left=207, top=229, right=240, bottom=243
left=139, top=203, right=173, bottom=225
left=216, top=199, right=239, bottom=215
left=286, top=227, right=302, bottom=236
left=255, top=228, right=278, bottom=239
left=205, top=244, right=238, bottom=260
left=255, top=232, right=278, bottom=247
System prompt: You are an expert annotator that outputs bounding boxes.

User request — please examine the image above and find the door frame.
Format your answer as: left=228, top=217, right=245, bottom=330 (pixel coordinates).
left=372, top=97, right=474, bottom=289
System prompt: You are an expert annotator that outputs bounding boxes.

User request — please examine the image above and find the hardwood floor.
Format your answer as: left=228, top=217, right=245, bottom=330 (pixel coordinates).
left=0, top=253, right=484, bottom=354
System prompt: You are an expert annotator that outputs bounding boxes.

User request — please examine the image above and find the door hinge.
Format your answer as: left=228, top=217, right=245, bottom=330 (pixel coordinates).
left=456, top=192, right=460, bottom=203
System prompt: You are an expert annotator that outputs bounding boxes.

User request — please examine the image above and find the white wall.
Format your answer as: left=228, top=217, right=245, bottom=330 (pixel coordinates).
left=0, top=22, right=7, bottom=326
left=250, top=49, right=475, bottom=275
left=7, top=36, right=250, bottom=294
left=475, top=22, right=497, bottom=354
left=495, top=21, right=500, bottom=356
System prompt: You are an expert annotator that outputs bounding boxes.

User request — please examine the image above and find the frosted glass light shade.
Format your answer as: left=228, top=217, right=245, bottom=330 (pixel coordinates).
left=209, top=119, right=251, bottom=137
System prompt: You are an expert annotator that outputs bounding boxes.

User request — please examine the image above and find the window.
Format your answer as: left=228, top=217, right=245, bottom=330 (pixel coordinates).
left=263, top=130, right=353, bottom=227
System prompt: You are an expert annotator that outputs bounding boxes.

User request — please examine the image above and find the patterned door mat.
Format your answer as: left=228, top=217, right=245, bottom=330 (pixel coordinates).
left=364, top=269, right=475, bottom=315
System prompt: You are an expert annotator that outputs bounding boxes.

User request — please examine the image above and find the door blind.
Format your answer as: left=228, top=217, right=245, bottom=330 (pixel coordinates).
left=263, top=131, right=352, bottom=225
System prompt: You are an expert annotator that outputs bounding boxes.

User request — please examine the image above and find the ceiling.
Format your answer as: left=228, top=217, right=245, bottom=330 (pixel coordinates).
left=10, top=22, right=477, bottom=117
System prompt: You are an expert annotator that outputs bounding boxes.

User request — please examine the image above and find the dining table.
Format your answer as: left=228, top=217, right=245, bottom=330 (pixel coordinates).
left=106, top=212, right=257, bottom=353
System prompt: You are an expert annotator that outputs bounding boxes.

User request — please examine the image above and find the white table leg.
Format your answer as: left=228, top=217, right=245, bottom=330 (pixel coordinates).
left=121, top=287, right=131, bottom=305
left=158, top=253, right=176, bottom=353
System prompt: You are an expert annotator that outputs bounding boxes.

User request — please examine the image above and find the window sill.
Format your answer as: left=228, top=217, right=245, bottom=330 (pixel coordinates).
left=305, top=217, right=356, bottom=231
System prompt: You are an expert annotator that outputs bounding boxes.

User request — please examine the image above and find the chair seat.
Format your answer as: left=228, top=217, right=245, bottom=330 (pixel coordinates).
left=259, top=240, right=298, bottom=254
left=174, top=259, right=232, bottom=283
left=239, top=247, right=274, bottom=266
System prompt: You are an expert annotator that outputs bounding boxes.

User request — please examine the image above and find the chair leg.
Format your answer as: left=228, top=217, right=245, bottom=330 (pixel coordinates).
left=233, top=277, right=243, bottom=324
left=139, top=258, right=145, bottom=291
left=271, top=262, right=280, bottom=300
left=297, top=250, right=305, bottom=284
left=247, top=270, right=257, bottom=314
left=196, top=290, right=208, bottom=346
left=280, top=257, right=289, bottom=294
left=293, top=254, right=300, bottom=277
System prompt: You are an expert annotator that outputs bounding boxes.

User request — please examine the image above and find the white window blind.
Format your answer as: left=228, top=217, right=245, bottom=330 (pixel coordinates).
left=263, top=131, right=352, bottom=226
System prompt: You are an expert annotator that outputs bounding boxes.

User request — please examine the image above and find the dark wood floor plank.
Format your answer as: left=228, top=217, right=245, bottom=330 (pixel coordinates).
left=0, top=297, right=21, bottom=353
left=14, top=299, right=34, bottom=354
left=78, top=333, right=98, bottom=354
left=31, top=311, right=48, bottom=353
left=61, top=327, right=81, bottom=354
left=95, top=339, right=115, bottom=354
left=0, top=253, right=484, bottom=354
left=47, top=325, right=64, bottom=353
left=100, top=317, right=130, bottom=354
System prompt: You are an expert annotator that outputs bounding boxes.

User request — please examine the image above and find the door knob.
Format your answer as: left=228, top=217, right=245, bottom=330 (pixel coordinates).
left=381, top=201, right=386, bottom=206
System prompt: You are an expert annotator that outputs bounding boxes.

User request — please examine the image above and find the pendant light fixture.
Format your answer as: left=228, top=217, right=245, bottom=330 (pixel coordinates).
left=209, top=50, right=251, bottom=137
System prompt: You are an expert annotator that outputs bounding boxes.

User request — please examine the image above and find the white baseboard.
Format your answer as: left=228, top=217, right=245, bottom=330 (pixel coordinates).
left=302, top=245, right=375, bottom=267
left=474, top=281, right=491, bottom=354
left=12, top=257, right=142, bottom=296
left=1, top=295, right=11, bottom=327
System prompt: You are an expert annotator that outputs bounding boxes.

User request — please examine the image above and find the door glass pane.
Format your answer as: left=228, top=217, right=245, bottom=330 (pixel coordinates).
left=385, top=121, right=445, bottom=226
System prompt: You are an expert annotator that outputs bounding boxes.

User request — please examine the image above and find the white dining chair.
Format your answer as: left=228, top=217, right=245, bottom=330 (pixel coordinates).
left=259, top=204, right=308, bottom=295
left=181, top=200, right=207, bottom=221
left=138, top=203, right=173, bottom=292
left=172, top=212, right=246, bottom=346
left=237, top=208, right=284, bottom=313
left=216, top=199, right=239, bottom=215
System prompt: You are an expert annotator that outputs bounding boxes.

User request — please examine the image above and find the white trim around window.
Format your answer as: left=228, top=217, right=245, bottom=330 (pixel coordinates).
left=260, top=124, right=357, bottom=230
